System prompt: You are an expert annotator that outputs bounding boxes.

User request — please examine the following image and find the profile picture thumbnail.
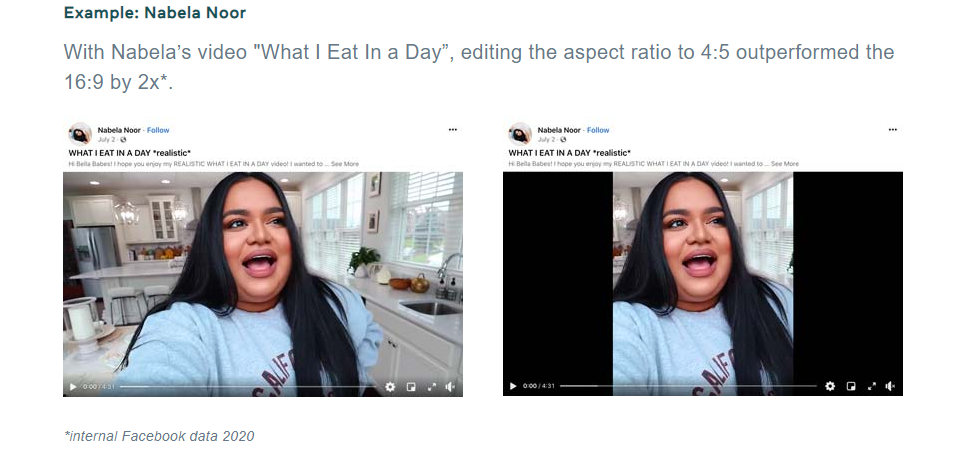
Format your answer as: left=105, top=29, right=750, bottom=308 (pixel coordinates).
left=69, top=123, right=92, bottom=146
left=508, top=123, right=532, bottom=145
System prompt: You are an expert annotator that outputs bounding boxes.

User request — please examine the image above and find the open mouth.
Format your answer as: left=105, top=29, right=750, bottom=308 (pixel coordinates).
left=242, top=251, right=278, bottom=278
left=682, top=250, right=718, bottom=278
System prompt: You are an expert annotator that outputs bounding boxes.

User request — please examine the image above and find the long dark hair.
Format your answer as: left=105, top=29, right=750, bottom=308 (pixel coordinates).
left=613, top=172, right=793, bottom=395
left=119, top=172, right=361, bottom=396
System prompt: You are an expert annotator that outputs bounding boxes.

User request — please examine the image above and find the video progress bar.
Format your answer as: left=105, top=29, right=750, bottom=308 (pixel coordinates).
left=118, top=385, right=375, bottom=389
left=558, top=384, right=819, bottom=388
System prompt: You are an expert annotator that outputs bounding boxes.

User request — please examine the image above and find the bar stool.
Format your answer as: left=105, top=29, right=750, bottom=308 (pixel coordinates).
left=107, top=287, right=145, bottom=326
left=143, top=285, right=171, bottom=309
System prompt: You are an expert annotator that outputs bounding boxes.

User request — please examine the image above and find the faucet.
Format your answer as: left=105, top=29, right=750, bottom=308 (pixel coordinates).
left=437, top=253, right=463, bottom=280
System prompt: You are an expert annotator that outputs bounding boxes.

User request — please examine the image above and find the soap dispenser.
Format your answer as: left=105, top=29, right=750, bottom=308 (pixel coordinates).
left=446, top=277, right=458, bottom=301
left=435, top=277, right=448, bottom=299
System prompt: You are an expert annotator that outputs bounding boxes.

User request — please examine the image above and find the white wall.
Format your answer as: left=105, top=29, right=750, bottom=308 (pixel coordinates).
left=361, top=173, right=390, bottom=251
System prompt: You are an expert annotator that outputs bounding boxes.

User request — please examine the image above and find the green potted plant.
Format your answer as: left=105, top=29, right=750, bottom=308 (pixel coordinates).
left=348, top=247, right=380, bottom=277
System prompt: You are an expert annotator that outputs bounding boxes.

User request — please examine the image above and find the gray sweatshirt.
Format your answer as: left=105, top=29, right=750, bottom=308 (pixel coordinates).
left=111, top=284, right=381, bottom=396
left=613, top=281, right=793, bottom=396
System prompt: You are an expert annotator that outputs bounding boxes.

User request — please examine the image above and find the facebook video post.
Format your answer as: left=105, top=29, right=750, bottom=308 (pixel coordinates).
left=27, top=0, right=959, bottom=467
left=63, top=171, right=463, bottom=397
left=504, top=170, right=901, bottom=396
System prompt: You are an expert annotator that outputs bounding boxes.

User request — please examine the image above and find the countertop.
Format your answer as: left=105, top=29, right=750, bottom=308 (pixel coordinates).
left=69, top=267, right=461, bottom=344
left=71, top=263, right=184, bottom=279
left=63, top=325, right=136, bottom=396
left=334, top=275, right=463, bottom=346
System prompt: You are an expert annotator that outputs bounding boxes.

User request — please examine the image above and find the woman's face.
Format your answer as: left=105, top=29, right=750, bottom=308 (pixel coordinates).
left=222, top=179, right=293, bottom=312
left=661, top=178, right=733, bottom=311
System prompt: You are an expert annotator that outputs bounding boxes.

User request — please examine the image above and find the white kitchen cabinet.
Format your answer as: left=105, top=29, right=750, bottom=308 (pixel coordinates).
left=370, top=327, right=398, bottom=387
left=70, top=196, right=117, bottom=226
left=365, top=301, right=461, bottom=396
left=393, top=335, right=452, bottom=386
left=148, top=196, right=179, bottom=242
left=124, top=204, right=179, bottom=244
left=124, top=203, right=180, bottom=244
left=121, top=205, right=155, bottom=243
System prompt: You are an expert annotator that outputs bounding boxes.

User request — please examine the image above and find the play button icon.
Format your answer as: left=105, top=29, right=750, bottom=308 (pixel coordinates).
left=509, top=382, right=516, bottom=390
left=69, top=383, right=77, bottom=391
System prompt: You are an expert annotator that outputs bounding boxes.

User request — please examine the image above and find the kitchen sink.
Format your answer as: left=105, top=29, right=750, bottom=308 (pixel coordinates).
left=399, top=300, right=462, bottom=316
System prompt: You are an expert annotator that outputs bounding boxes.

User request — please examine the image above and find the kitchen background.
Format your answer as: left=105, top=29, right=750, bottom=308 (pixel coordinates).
left=63, top=171, right=463, bottom=396
left=612, top=172, right=793, bottom=289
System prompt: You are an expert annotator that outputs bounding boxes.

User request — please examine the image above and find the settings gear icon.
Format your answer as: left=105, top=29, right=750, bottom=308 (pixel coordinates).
left=384, top=382, right=396, bottom=393
left=825, top=381, right=836, bottom=392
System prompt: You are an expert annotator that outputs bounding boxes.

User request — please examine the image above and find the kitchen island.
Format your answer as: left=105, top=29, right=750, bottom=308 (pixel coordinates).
left=70, top=262, right=182, bottom=324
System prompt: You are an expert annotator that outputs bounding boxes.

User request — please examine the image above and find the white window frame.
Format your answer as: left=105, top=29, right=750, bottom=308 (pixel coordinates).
left=386, top=172, right=463, bottom=274
left=304, top=173, right=365, bottom=279
left=744, top=175, right=793, bottom=284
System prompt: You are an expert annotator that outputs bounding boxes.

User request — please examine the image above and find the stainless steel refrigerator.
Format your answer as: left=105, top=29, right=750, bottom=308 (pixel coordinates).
left=73, top=226, right=121, bottom=298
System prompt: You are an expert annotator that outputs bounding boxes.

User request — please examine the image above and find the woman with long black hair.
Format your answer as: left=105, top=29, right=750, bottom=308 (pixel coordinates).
left=114, top=172, right=381, bottom=396
left=613, top=172, right=793, bottom=395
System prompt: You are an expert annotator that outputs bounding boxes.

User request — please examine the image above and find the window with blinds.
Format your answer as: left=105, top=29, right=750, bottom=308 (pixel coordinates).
left=387, top=172, right=463, bottom=270
left=306, top=173, right=364, bottom=278
left=744, top=176, right=793, bottom=283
